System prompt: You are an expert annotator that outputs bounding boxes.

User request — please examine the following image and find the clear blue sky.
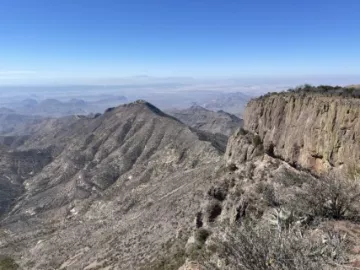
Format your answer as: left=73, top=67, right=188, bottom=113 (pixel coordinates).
left=0, top=0, right=359, bottom=83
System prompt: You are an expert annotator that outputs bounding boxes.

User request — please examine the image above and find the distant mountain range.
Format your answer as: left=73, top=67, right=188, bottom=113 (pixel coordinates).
left=167, top=105, right=243, bottom=137
left=0, top=96, right=128, bottom=117
left=131, top=90, right=251, bottom=116
left=0, top=87, right=252, bottom=119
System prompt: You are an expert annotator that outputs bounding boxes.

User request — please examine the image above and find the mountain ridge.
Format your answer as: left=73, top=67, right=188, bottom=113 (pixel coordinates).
left=166, top=105, right=243, bottom=137
left=0, top=101, right=224, bottom=269
left=2, top=94, right=360, bottom=269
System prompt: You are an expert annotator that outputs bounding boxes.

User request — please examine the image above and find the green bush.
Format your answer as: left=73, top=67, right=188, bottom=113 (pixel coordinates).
left=227, top=163, right=238, bottom=172
left=238, top=128, right=248, bottom=135
left=194, top=228, right=211, bottom=245
left=0, top=257, right=18, bottom=270
left=252, top=135, right=262, bottom=147
left=262, top=85, right=360, bottom=99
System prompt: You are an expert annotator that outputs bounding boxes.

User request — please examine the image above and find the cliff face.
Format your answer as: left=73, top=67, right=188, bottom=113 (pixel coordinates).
left=242, top=93, right=360, bottom=174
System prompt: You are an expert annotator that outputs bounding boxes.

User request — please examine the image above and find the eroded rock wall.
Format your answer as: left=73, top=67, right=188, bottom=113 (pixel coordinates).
left=242, top=94, right=360, bottom=173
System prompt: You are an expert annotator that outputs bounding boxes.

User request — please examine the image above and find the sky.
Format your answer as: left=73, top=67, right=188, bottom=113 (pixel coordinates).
left=0, top=0, right=359, bottom=85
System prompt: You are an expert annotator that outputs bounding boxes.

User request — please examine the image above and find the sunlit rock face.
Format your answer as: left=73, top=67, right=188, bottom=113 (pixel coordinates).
left=243, top=93, right=360, bottom=174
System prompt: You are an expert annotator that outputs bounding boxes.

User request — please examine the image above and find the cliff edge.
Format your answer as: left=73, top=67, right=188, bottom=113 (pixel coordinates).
left=241, top=87, right=360, bottom=174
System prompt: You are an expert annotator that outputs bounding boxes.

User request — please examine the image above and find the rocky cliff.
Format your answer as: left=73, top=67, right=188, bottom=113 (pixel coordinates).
left=242, top=92, right=360, bottom=174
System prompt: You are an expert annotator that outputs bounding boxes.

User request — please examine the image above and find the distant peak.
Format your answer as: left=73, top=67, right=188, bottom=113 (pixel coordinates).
left=189, top=104, right=208, bottom=111
left=132, top=100, right=165, bottom=115
left=123, top=100, right=182, bottom=123
left=133, top=99, right=149, bottom=104
left=118, top=100, right=161, bottom=113
left=40, top=98, right=62, bottom=104
left=69, top=98, right=86, bottom=104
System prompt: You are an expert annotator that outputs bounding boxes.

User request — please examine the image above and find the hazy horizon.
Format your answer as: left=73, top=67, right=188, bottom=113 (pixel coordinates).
left=0, top=75, right=359, bottom=98
left=1, top=0, right=359, bottom=86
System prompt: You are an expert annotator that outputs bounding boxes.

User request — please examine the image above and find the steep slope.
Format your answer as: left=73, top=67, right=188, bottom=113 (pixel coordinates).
left=0, top=147, right=53, bottom=217
left=0, top=114, right=44, bottom=135
left=244, top=90, right=360, bottom=174
left=169, top=88, right=360, bottom=270
left=0, top=101, right=223, bottom=269
left=178, top=127, right=359, bottom=270
left=167, top=105, right=243, bottom=137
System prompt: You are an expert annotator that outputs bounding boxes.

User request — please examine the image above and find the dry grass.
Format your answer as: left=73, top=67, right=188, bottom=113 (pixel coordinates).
left=203, top=222, right=349, bottom=270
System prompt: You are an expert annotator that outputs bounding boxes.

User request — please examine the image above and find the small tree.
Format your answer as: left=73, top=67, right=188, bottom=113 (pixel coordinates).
left=296, top=173, right=360, bottom=220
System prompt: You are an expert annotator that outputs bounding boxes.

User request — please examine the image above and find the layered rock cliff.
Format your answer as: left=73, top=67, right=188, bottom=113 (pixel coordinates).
left=242, top=92, right=360, bottom=174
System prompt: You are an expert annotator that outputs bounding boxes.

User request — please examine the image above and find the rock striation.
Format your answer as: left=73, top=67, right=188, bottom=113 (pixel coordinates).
left=242, top=92, right=360, bottom=174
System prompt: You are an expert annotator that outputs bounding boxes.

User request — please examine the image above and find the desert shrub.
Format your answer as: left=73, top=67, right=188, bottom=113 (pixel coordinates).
left=194, top=228, right=211, bottom=245
left=146, top=249, right=186, bottom=270
left=238, top=128, right=248, bottom=135
left=302, top=83, right=313, bottom=92
left=227, top=163, right=238, bottom=172
left=208, top=185, right=228, bottom=201
left=211, top=223, right=348, bottom=270
left=144, top=239, right=186, bottom=270
left=206, top=202, right=222, bottom=222
left=265, top=208, right=300, bottom=231
left=294, top=173, right=360, bottom=220
left=104, top=107, right=115, bottom=113
left=256, top=182, right=280, bottom=207
left=0, top=257, right=18, bottom=270
left=261, top=85, right=360, bottom=99
left=252, top=135, right=262, bottom=147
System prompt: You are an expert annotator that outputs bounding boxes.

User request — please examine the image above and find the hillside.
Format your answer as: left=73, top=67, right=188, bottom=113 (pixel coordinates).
left=0, top=101, right=224, bottom=269
left=166, top=105, right=243, bottom=137
left=0, top=114, right=44, bottom=135
left=1, top=95, right=360, bottom=269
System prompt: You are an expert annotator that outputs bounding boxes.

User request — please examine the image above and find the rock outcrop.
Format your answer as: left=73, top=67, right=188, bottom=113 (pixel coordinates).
left=243, top=92, right=360, bottom=174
